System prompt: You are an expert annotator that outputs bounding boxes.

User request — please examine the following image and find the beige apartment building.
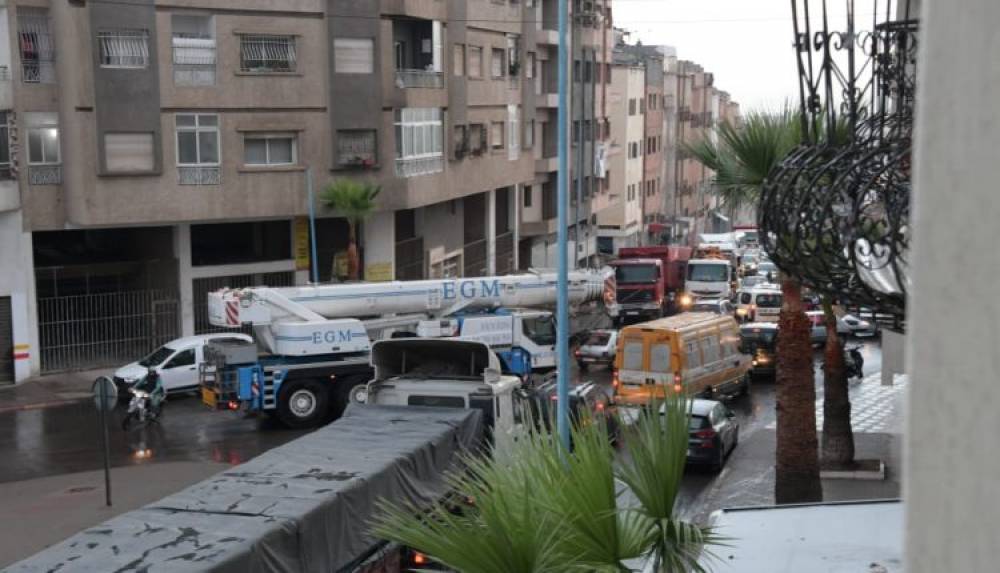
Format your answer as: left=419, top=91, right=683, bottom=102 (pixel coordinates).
left=596, top=60, right=643, bottom=253
left=0, top=0, right=599, bottom=380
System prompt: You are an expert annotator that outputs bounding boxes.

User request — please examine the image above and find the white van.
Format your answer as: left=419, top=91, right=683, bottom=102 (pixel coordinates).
left=113, top=333, right=253, bottom=395
left=735, top=286, right=783, bottom=323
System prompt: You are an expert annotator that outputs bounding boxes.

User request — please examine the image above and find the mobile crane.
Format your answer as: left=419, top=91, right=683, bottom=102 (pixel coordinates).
left=200, top=270, right=610, bottom=427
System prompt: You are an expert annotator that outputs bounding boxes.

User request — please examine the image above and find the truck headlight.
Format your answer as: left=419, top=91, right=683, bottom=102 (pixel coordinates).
left=679, top=294, right=692, bottom=307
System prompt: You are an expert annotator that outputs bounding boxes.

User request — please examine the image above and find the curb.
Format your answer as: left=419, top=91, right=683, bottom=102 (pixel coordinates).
left=820, top=460, right=886, bottom=481
left=0, top=397, right=89, bottom=414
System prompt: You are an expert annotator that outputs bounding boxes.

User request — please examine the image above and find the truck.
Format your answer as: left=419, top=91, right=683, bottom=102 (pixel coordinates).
left=680, top=247, right=737, bottom=308
left=8, top=340, right=535, bottom=573
left=608, top=245, right=692, bottom=324
left=200, top=271, right=606, bottom=427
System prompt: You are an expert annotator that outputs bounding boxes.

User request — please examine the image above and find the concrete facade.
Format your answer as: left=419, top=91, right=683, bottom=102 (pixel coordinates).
left=596, top=62, right=643, bottom=253
left=906, top=0, right=997, bottom=568
left=1, top=0, right=552, bottom=378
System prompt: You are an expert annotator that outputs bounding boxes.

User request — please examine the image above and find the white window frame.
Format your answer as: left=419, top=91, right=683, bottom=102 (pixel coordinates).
left=507, top=105, right=520, bottom=160
left=27, top=123, right=60, bottom=165
left=98, top=29, right=150, bottom=69
left=491, top=121, right=504, bottom=150
left=395, top=108, right=443, bottom=160
left=525, top=119, right=535, bottom=149
left=333, top=37, right=375, bottom=74
left=526, top=51, right=535, bottom=79
left=175, top=113, right=220, bottom=167
left=243, top=132, right=298, bottom=166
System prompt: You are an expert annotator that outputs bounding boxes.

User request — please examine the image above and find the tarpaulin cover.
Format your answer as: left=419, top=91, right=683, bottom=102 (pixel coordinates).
left=6, top=405, right=483, bottom=573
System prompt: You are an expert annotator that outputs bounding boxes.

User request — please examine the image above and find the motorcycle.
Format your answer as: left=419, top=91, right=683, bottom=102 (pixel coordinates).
left=845, top=346, right=865, bottom=380
left=123, top=369, right=165, bottom=430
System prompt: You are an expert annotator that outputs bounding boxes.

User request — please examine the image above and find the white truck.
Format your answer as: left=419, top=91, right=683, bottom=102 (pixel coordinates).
left=200, top=271, right=607, bottom=427
left=11, top=340, right=536, bottom=573
left=681, top=257, right=735, bottom=307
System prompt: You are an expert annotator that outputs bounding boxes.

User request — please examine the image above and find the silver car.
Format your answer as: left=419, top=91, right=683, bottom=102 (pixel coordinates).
left=575, top=329, right=618, bottom=370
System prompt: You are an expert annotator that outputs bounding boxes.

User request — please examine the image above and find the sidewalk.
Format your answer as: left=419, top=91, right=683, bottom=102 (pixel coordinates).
left=0, top=461, right=229, bottom=568
left=0, top=368, right=114, bottom=413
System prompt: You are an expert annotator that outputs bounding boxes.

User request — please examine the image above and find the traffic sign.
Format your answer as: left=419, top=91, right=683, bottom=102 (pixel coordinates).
left=92, top=376, right=118, bottom=411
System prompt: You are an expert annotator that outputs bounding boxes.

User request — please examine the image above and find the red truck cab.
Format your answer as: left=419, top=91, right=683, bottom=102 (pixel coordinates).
left=609, top=246, right=692, bottom=325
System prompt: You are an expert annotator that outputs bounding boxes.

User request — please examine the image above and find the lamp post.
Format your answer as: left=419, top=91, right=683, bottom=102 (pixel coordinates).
left=556, top=0, right=571, bottom=449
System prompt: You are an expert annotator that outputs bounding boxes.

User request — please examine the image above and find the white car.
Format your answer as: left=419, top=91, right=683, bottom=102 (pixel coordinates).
left=841, top=314, right=879, bottom=337
left=113, top=333, right=253, bottom=395
left=575, top=329, right=618, bottom=370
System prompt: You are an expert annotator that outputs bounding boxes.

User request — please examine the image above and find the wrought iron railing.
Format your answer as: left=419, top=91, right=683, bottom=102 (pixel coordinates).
left=178, top=165, right=221, bottom=185
left=395, top=156, right=443, bottom=178
left=759, top=0, right=917, bottom=321
left=395, top=69, right=444, bottom=89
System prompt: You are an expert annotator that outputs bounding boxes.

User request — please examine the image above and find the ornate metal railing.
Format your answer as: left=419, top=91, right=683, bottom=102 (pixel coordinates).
left=759, top=0, right=917, bottom=320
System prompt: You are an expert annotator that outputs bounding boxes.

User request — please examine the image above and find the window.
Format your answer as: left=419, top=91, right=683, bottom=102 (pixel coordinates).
left=0, top=113, right=10, bottom=179
left=628, top=99, right=636, bottom=115
left=239, top=34, right=296, bottom=72
left=395, top=108, right=444, bottom=177
left=105, top=133, right=154, bottom=173
left=491, top=48, right=505, bottom=78
left=686, top=340, right=701, bottom=368
left=469, top=123, right=486, bottom=154
left=98, top=29, right=150, bottom=68
left=640, top=98, right=646, bottom=114
left=491, top=121, right=504, bottom=149
left=623, top=341, right=644, bottom=371
left=525, top=119, right=535, bottom=149
left=334, top=38, right=374, bottom=74
left=523, top=186, right=533, bottom=208
left=526, top=52, right=535, bottom=79
left=468, top=46, right=483, bottom=78
left=244, top=133, right=297, bottom=166
left=506, top=35, right=520, bottom=77
left=175, top=114, right=219, bottom=166
left=650, top=343, right=671, bottom=373
left=701, top=337, right=720, bottom=364
left=18, top=7, right=55, bottom=83
left=165, top=348, right=196, bottom=369
left=453, top=125, right=468, bottom=158
left=335, top=130, right=376, bottom=167
left=172, top=15, right=216, bottom=86
left=573, top=121, right=580, bottom=145
left=27, top=124, right=60, bottom=165
left=453, top=44, right=465, bottom=77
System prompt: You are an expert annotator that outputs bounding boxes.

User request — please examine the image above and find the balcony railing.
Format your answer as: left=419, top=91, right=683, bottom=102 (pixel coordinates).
left=395, top=69, right=444, bottom=89
left=29, top=165, right=61, bottom=185
left=178, top=166, right=221, bottom=185
left=395, top=156, right=443, bottom=178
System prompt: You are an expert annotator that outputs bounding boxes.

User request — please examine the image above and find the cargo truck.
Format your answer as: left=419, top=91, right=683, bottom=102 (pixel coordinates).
left=608, top=246, right=692, bottom=324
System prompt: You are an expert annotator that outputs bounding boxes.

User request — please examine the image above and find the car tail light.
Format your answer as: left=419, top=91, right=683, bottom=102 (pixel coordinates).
left=595, top=402, right=605, bottom=411
left=612, top=371, right=619, bottom=388
left=228, top=401, right=239, bottom=410
left=694, top=429, right=717, bottom=446
left=411, top=551, right=428, bottom=566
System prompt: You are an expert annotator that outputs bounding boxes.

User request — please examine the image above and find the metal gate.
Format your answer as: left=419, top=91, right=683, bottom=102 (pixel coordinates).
left=38, top=290, right=179, bottom=373
left=0, top=297, right=13, bottom=384
left=193, top=271, right=295, bottom=335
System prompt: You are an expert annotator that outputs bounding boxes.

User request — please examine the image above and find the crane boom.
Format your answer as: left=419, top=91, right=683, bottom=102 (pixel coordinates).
left=208, top=270, right=609, bottom=328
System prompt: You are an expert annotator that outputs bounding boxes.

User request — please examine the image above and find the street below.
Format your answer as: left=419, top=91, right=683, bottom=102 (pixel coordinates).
left=0, top=338, right=891, bottom=566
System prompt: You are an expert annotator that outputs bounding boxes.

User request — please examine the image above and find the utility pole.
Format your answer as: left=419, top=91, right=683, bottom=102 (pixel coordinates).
left=556, top=0, right=571, bottom=450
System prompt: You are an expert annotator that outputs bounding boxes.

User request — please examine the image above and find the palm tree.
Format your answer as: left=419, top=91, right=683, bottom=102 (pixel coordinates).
left=374, top=397, right=723, bottom=572
left=821, top=296, right=855, bottom=465
left=319, top=179, right=381, bottom=281
left=686, top=110, right=823, bottom=503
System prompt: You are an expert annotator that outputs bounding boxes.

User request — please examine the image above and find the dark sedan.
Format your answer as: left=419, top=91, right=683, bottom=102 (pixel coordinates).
left=740, top=322, right=778, bottom=379
left=683, top=399, right=739, bottom=471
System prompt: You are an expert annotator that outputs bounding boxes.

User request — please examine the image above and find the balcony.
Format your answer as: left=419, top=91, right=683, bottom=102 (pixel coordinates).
left=178, top=166, right=221, bottom=185
left=392, top=18, right=442, bottom=90
left=28, top=165, right=61, bottom=185
left=395, top=156, right=443, bottom=178
left=395, top=69, right=444, bottom=89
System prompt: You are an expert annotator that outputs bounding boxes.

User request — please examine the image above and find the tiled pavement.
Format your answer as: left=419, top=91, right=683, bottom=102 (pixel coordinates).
left=766, top=373, right=908, bottom=433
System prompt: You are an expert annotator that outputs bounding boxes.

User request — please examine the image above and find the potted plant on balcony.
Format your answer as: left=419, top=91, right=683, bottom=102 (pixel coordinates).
left=320, top=179, right=381, bottom=281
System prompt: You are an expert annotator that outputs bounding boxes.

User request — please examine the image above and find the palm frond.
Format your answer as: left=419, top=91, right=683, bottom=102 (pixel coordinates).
left=320, top=179, right=381, bottom=225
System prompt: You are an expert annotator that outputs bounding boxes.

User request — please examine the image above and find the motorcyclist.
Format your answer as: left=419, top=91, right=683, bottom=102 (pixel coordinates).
left=131, top=369, right=165, bottom=415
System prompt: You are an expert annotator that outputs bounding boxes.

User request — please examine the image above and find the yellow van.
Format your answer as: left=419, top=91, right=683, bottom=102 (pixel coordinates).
left=613, top=313, right=751, bottom=405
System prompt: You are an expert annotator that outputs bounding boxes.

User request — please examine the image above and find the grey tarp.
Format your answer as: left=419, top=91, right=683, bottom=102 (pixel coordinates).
left=6, top=405, right=483, bottom=573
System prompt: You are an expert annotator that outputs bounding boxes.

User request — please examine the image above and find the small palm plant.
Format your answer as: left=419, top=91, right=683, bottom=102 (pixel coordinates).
left=373, top=395, right=724, bottom=572
left=319, top=179, right=381, bottom=281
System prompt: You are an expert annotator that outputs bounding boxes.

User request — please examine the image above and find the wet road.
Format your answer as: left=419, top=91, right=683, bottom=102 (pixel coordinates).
left=0, top=337, right=883, bottom=520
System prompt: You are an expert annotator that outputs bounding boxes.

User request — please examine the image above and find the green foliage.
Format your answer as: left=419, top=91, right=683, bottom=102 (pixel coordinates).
left=319, top=179, right=381, bottom=228
left=373, top=396, right=725, bottom=572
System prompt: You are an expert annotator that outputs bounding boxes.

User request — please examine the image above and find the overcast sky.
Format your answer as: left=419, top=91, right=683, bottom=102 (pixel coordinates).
left=612, top=0, right=878, bottom=112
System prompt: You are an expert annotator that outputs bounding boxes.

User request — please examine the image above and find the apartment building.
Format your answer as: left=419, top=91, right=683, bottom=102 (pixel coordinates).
left=519, top=0, right=613, bottom=268
left=0, top=0, right=544, bottom=380
left=595, top=60, right=643, bottom=253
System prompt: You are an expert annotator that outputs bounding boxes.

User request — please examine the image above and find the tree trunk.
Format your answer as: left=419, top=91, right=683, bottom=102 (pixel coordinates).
left=821, top=298, right=855, bottom=466
left=346, top=220, right=360, bottom=281
left=774, top=276, right=822, bottom=504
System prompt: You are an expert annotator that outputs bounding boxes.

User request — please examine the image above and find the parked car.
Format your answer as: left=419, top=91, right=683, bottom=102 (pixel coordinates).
left=841, top=313, right=879, bottom=337
left=740, top=322, right=778, bottom=379
left=688, top=298, right=735, bottom=316
left=113, top=333, right=254, bottom=395
left=575, top=329, right=618, bottom=370
left=806, top=311, right=851, bottom=347
left=531, top=379, right=618, bottom=442
left=738, top=275, right=768, bottom=290
left=681, top=398, right=739, bottom=471
left=734, top=286, right=782, bottom=323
